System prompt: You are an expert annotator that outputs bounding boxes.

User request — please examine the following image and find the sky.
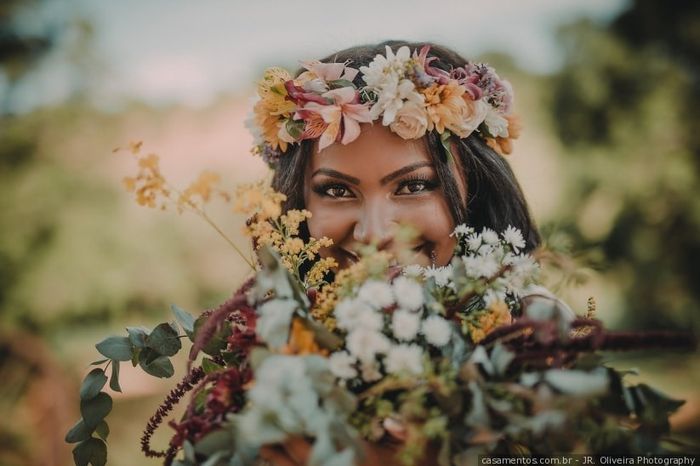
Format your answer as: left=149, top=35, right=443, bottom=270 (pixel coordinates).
left=14, top=0, right=629, bottom=111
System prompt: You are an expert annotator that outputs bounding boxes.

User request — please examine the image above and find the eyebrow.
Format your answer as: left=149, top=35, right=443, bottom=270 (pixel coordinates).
left=311, top=161, right=433, bottom=187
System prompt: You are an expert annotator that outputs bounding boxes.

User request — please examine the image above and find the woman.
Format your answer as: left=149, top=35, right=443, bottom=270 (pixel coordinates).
left=249, top=39, right=568, bottom=465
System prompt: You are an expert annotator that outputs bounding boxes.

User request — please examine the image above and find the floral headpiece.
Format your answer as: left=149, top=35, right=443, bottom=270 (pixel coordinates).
left=248, top=45, right=520, bottom=166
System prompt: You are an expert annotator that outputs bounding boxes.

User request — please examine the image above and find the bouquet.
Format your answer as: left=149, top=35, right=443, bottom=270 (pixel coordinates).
left=65, top=146, right=696, bottom=466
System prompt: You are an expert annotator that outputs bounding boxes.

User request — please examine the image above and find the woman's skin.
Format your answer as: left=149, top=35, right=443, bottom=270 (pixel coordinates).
left=304, top=123, right=467, bottom=269
left=261, top=125, right=468, bottom=465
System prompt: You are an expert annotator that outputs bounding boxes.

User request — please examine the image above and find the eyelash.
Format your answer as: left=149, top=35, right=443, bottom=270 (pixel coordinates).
left=312, top=176, right=439, bottom=199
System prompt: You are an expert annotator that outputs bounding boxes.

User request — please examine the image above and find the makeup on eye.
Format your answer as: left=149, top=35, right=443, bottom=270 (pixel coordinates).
left=311, top=173, right=439, bottom=199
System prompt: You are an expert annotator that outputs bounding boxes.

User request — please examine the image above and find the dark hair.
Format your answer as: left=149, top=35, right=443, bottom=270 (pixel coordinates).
left=271, top=39, right=540, bottom=252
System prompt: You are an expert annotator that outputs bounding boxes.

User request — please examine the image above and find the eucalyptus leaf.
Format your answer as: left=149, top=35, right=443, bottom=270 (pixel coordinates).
left=544, top=369, right=609, bottom=397
left=65, top=418, right=93, bottom=443
left=80, top=369, right=107, bottom=400
left=172, top=304, right=195, bottom=339
left=109, top=360, right=121, bottom=392
left=126, top=326, right=149, bottom=348
left=80, top=392, right=113, bottom=429
left=95, top=420, right=110, bottom=441
left=146, top=322, right=182, bottom=356
left=139, top=354, right=175, bottom=378
left=95, top=336, right=133, bottom=361
left=72, top=437, right=107, bottom=466
left=89, top=359, right=108, bottom=366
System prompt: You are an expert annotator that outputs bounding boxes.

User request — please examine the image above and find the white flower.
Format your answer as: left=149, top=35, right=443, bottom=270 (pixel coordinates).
left=423, top=264, right=453, bottom=287
left=360, top=46, right=419, bottom=126
left=384, top=344, right=424, bottom=376
left=391, top=309, right=421, bottom=341
left=358, top=280, right=395, bottom=309
left=483, top=288, right=507, bottom=307
left=402, top=264, right=424, bottom=278
left=360, top=359, right=383, bottom=382
left=466, top=234, right=482, bottom=252
left=422, top=315, right=452, bottom=347
left=346, top=328, right=391, bottom=362
left=483, top=107, right=509, bottom=138
left=392, top=276, right=424, bottom=311
left=503, top=225, right=526, bottom=252
left=481, top=228, right=499, bottom=245
left=328, top=351, right=357, bottom=380
left=450, top=224, right=474, bottom=238
left=463, top=254, right=500, bottom=279
left=256, top=299, right=297, bottom=348
left=335, top=298, right=382, bottom=331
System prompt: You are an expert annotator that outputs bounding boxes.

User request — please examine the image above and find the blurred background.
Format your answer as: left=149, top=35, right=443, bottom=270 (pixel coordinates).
left=1, top=0, right=698, bottom=464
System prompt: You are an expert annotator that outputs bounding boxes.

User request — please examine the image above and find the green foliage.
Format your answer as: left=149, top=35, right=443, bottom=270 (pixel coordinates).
left=549, top=2, right=700, bottom=332
left=65, top=305, right=197, bottom=465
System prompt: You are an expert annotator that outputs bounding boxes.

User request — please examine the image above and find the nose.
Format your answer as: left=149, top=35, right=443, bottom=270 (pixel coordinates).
left=352, top=198, right=396, bottom=250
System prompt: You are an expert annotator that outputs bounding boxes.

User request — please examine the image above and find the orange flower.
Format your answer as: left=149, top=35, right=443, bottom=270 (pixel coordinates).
left=422, top=81, right=485, bottom=138
left=469, top=301, right=512, bottom=343
left=282, top=318, right=328, bottom=355
left=485, top=114, right=521, bottom=155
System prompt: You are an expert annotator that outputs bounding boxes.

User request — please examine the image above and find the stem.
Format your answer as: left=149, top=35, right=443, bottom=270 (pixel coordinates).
left=197, top=208, right=256, bottom=271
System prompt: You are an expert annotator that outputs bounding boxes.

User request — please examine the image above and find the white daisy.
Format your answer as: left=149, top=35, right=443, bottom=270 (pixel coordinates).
left=503, top=225, right=526, bottom=252
left=481, top=228, right=499, bottom=245
left=421, top=315, right=452, bottom=347
left=402, top=264, right=424, bottom=278
left=450, top=224, right=474, bottom=238
left=423, top=265, right=453, bottom=287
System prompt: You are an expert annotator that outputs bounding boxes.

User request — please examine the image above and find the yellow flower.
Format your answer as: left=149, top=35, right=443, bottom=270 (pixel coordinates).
left=179, top=171, right=221, bottom=208
left=254, top=67, right=297, bottom=151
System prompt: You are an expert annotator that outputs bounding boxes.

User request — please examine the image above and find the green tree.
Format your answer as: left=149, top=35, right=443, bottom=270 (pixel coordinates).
left=549, top=0, right=700, bottom=331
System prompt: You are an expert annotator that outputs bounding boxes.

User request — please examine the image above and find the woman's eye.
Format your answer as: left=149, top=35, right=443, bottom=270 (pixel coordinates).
left=320, top=185, right=354, bottom=198
left=396, top=179, right=435, bottom=195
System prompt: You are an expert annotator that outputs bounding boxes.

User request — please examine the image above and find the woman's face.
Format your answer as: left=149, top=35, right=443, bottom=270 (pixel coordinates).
left=304, top=124, right=467, bottom=270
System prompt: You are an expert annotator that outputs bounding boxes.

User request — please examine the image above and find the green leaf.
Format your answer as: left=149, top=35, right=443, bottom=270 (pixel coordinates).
left=65, top=418, right=93, bottom=443
left=80, top=369, right=107, bottom=400
left=139, top=351, right=175, bottom=378
left=285, top=118, right=305, bottom=140
left=95, top=421, right=109, bottom=441
left=109, top=360, right=121, bottom=392
left=202, top=358, right=224, bottom=374
left=439, top=130, right=454, bottom=162
left=194, top=429, right=234, bottom=456
left=90, top=359, right=108, bottom=366
left=146, top=322, right=182, bottom=356
left=80, top=392, right=113, bottom=429
left=327, top=79, right=355, bottom=89
left=193, top=316, right=232, bottom=356
left=126, top=326, right=149, bottom=348
left=95, top=336, right=133, bottom=361
left=72, top=437, right=107, bottom=466
left=172, top=304, right=195, bottom=339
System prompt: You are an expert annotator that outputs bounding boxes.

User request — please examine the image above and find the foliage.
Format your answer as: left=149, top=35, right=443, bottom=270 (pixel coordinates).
left=548, top=2, right=700, bottom=332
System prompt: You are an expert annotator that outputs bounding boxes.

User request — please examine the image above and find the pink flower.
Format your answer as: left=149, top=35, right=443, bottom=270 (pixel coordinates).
left=413, top=45, right=450, bottom=85
left=300, top=87, right=372, bottom=151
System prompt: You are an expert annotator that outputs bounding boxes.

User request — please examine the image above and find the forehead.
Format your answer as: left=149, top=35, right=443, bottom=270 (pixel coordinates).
left=307, top=124, right=432, bottom=178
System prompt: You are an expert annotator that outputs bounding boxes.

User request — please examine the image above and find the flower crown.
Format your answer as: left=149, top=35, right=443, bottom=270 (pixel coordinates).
left=248, top=45, right=520, bottom=166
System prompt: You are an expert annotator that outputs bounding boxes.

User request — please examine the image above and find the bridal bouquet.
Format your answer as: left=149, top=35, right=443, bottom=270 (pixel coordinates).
left=65, top=147, right=694, bottom=466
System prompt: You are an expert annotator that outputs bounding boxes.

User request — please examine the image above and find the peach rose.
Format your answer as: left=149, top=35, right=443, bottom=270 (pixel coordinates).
left=389, top=101, right=429, bottom=139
